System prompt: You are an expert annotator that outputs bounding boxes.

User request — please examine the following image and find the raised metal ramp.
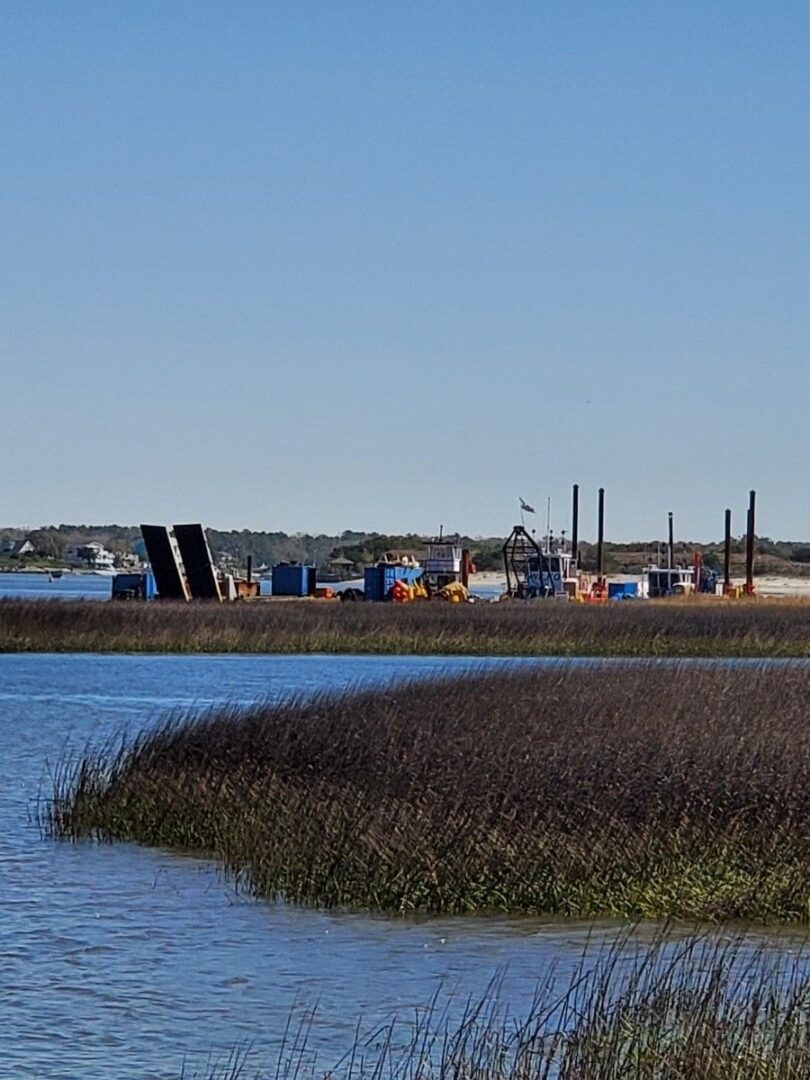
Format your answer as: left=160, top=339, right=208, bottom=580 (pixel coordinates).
left=140, top=525, right=190, bottom=600
left=173, top=523, right=222, bottom=601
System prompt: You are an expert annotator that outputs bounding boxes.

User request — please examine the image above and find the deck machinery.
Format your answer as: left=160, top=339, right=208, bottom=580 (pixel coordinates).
left=502, top=484, right=583, bottom=600
left=502, top=526, right=575, bottom=599
left=139, top=523, right=258, bottom=601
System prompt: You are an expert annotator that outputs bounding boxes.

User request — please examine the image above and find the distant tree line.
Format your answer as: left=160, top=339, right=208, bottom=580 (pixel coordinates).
left=3, top=524, right=810, bottom=575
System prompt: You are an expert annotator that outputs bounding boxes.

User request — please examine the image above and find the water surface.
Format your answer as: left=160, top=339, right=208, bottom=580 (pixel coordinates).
left=0, top=653, right=593, bottom=1078
left=0, top=571, right=111, bottom=601
left=0, top=570, right=501, bottom=601
left=1, top=653, right=807, bottom=1078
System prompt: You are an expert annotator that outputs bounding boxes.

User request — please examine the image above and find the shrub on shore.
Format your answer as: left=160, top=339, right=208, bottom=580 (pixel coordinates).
left=47, top=664, right=810, bottom=922
left=9, top=595, right=810, bottom=656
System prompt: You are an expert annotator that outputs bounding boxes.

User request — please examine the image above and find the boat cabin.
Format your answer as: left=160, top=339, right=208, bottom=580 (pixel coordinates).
left=525, top=544, right=576, bottom=598
left=644, top=565, right=695, bottom=598
left=423, top=535, right=463, bottom=590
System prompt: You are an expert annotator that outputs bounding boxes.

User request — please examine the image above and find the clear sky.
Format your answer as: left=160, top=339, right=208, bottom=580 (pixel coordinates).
left=2, top=2, right=808, bottom=541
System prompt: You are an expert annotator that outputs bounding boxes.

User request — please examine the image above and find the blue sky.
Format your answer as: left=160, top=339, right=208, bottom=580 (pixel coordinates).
left=2, top=2, right=808, bottom=540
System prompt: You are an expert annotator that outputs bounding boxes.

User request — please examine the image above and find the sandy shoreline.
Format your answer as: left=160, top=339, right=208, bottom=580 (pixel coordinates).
left=471, top=570, right=810, bottom=598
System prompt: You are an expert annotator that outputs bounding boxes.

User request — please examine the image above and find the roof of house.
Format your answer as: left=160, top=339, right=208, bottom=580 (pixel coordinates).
left=8, top=539, right=34, bottom=554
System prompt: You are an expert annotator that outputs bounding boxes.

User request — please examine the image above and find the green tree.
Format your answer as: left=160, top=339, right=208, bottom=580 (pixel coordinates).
left=28, top=530, right=64, bottom=559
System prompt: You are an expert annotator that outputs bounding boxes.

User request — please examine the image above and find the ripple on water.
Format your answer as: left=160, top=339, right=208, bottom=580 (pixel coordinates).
left=2, top=652, right=810, bottom=1079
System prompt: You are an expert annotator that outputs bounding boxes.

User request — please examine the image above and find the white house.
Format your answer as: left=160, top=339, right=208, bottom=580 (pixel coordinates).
left=2, top=538, right=35, bottom=557
left=66, top=542, right=117, bottom=571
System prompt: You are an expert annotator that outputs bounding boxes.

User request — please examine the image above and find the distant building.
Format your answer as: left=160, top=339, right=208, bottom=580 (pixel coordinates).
left=2, top=538, right=35, bottom=557
left=319, top=555, right=356, bottom=582
left=116, top=552, right=141, bottom=570
left=66, top=542, right=117, bottom=571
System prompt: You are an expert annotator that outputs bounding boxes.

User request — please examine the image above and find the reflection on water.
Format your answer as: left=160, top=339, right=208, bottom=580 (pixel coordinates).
left=1, top=653, right=808, bottom=1078
left=0, top=571, right=111, bottom=600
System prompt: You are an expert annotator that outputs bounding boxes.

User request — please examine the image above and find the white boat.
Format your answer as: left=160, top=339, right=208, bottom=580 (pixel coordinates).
left=643, top=564, right=695, bottom=597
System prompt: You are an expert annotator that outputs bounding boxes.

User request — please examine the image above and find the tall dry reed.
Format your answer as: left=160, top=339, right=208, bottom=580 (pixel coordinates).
left=8, top=596, right=810, bottom=656
left=46, top=664, right=810, bottom=921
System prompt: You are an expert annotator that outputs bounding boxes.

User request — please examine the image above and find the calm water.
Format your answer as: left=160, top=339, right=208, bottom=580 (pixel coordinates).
left=1, top=653, right=807, bottom=1078
left=0, top=571, right=111, bottom=600
left=0, top=653, right=584, bottom=1078
left=0, top=571, right=502, bottom=602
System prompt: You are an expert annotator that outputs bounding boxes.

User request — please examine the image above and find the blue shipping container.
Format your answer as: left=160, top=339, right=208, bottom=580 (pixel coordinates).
left=111, top=572, right=157, bottom=600
left=608, top=581, right=638, bottom=600
left=364, top=565, right=422, bottom=602
left=272, top=563, right=316, bottom=597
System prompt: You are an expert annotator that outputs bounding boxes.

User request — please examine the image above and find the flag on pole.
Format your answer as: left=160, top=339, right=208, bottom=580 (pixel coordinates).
left=519, top=497, right=536, bottom=514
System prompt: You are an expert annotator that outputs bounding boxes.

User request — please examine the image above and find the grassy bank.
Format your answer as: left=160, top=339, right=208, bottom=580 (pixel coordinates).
left=192, top=933, right=810, bottom=1079
left=8, top=596, right=810, bottom=656
left=47, top=664, right=810, bottom=922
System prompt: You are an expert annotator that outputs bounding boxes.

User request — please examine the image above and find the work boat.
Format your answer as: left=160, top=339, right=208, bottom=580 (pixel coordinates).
left=643, top=564, right=695, bottom=598
left=503, top=526, right=577, bottom=599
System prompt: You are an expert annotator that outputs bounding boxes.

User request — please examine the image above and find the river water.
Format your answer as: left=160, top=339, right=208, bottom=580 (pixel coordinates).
left=0, top=571, right=111, bottom=601
left=0, top=653, right=583, bottom=1078
left=0, top=571, right=505, bottom=602
left=1, top=652, right=808, bottom=1078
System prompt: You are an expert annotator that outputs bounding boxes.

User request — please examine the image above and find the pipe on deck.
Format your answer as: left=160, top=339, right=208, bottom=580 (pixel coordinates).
left=596, top=487, right=605, bottom=584
left=745, top=490, right=756, bottom=595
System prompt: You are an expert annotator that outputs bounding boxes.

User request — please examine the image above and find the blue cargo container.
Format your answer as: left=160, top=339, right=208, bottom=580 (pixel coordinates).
left=363, top=565, right=422, bottom=602
left=608, top=581, right=638, bottom=600
left=272, top=563, right=316, bottom=597
left=111, top=572, right=157, bottom=600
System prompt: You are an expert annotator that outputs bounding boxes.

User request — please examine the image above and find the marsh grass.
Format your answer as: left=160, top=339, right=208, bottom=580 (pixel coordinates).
left=180, top=932, right=810, bottom=1079
left=7, top=596, right=810, bottom=656
left=46, top=664, right=810, bottom=922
